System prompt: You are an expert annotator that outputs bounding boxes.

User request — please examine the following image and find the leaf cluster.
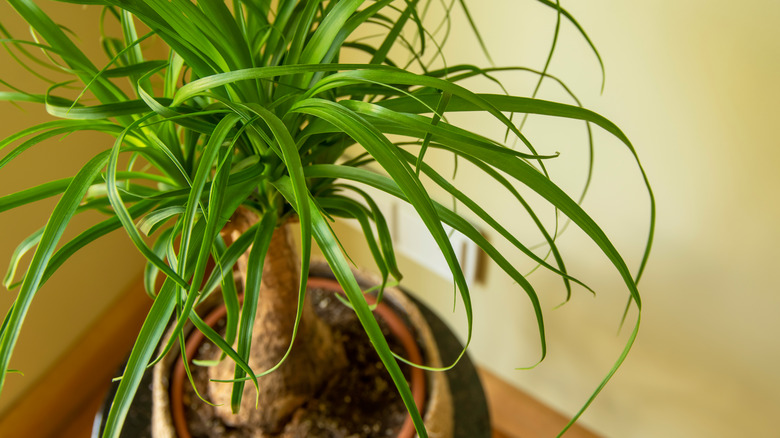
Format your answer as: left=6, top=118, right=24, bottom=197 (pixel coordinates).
left=0, top=1, right=654, bottom=437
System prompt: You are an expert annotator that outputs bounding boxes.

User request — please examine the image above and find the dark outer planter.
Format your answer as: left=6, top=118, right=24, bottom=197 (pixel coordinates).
left=92, top=289, right=491, bottom=438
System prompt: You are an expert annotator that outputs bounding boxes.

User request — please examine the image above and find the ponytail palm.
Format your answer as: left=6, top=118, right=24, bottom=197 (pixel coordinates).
left=0, top=1, right=654, bottom=437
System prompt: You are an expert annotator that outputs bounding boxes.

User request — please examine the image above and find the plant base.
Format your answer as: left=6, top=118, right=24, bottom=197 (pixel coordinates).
left=92, top=265, right=489, bottom=438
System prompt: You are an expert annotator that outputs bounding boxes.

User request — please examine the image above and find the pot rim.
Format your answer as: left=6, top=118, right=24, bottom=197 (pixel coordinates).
left=169, top=275, right=427, bottom=438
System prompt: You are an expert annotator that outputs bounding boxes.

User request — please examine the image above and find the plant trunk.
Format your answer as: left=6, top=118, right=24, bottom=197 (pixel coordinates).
left=207, top=208, right=347, bottom=434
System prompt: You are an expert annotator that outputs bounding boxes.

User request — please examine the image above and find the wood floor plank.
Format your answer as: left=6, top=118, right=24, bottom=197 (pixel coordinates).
left=479, top=368, right=601, bottom=438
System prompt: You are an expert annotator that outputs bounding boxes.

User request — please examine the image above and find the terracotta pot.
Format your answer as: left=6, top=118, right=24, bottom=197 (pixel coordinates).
left=152, top=266, right=453, bottom=438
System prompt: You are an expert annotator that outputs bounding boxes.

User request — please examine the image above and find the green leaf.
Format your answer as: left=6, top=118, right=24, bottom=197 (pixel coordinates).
left=102, top=279, right=178, bottom=438
left=45, top=98, right=159, bottom=120
left=200, top=222, right=259, bottom=295
left=231, top=209, right=276, bottom=413
left=380, top=92, right=655, bottom=284
left=534, top=0, right=606, bottom=90
left=188, top=309, right=260, bottom=406
left=318, top=195, right=390, bottom=291
left=342, top=185, right=402, bottom=282
left=0, top=122, right=123, bottom=171
left=305, top=163, right=549, bottom=367
left=42, top=200, right=158, bottom=288
left=292, top=97, right=473, bottom=361
left=370, top=0, right=422, bottom=66
left=215, top=236, right=239, bottom=348
left=104, top=115, right=190, bottom=290
left=171, top=63, right=395, bottom=106
left=6, top=0, right=127, bottom=103
left=275, top=176, right=428, bottom=438
left=0, top=178, right=71, bottom=213
left=416, top=90, right=450, bottom=175
left=308, top=69, right=545, bottom=160
left=395, top=147, right=585, bottom=297
left=295, top=0, right=365, bottom=88
left=152, top=113, right=244, bottom=364
left=0, top=151, right=110, bottom=397
left=455, top=0, right=494, bottom=65
left=144, top=227, right=174, bottom=298
left=3, top=228, right=43, bottom=290
left=138, top=206, right=185, bottom=236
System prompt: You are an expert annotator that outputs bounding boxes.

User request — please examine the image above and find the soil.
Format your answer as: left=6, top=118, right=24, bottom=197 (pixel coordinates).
left=177, top=286, right=418, bottom=438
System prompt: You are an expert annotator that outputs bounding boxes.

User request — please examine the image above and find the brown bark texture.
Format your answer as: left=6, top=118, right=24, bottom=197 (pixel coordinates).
left=207, top=208, right=347, bottom=434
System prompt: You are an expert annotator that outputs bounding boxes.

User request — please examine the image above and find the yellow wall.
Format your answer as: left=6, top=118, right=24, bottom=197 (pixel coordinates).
left=336, top=1, right=780, bottom=437
left=0, top=2, right=146, bottom=417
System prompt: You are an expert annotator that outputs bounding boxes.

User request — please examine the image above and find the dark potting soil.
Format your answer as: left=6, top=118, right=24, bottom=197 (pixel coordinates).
left=180, top=286, right=416, bottom=438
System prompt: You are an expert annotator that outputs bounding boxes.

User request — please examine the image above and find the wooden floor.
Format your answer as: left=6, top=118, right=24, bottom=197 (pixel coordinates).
left=479, top=368, right=600, bottom=438
left=0, top=278, right=600, bottom=438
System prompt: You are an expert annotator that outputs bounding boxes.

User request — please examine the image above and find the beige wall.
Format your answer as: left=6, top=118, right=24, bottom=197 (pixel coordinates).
left=337, top=1, right=780, bottom=437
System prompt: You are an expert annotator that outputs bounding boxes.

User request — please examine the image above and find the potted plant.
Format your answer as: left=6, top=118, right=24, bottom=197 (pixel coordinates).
left=0, top=0, right=654, bottom=437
